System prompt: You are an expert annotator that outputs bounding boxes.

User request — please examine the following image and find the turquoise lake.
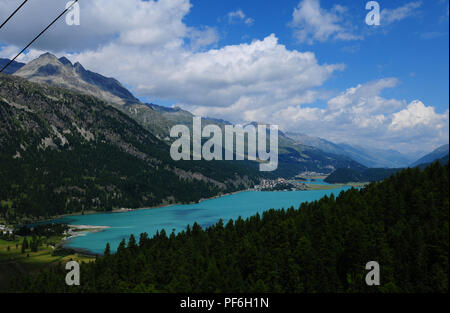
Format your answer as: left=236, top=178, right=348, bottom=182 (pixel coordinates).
left=53, top=186, right=352, bottom=255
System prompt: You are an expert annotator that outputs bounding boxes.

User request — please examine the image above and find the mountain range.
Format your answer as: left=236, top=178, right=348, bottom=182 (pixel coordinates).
left=325, top=144, right=449, bottom=184
left=8, top=53, right=366, bottom=177
left=285, top=132, right=416, bottom=168
left=1, top=52, right=448, bottom=212
left=0, top=58, right=25, bottom=75
left=410, top=144, right=449, bottom=167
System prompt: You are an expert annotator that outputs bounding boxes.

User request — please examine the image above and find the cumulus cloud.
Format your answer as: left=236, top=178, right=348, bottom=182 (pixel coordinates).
left=180, top=75, right=449, bottom=154
left=290, top=0, right=361, bottom=44
left=271, top=79, right=449, bottom=154
left=0, top=0, right=446, bottom=154
left=71, top=34, right=342, bottom=113
left=0, top=0, right=192, bottom=51
left=228, top=9, right=254, bottom=26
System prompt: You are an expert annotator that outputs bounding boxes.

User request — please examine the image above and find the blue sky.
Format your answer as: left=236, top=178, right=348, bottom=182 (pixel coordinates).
left=183, top=0, right=449, bottom=113
left=0, top=0, right=448, bottom=154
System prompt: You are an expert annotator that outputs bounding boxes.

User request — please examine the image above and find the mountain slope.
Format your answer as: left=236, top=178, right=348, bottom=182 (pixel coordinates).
left=0, top=58, right=25, bottom=74
left=11, top=53, right=367, bottom=178
left=13, top=53, right=182, bottom=138
left=416, top=154, right=449, bottom=169
left=410, top=144, right=449, bottom=167
left=286, top=132, right=414, bottom=168
left=0, top=74, right=258, bottom=222
left=337, top=144, right=414, bottom=168
left=14, top=53, right=132, bottom=107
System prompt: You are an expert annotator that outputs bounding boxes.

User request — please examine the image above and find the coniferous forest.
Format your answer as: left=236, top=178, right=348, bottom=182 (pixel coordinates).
left=12, top=162, right=449, bottom=293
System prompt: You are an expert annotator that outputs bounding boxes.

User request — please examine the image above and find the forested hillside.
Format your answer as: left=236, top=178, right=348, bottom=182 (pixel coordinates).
left=324, top=168, right=401, bottom=184
left=410, top=144, right=449, bottom=167
left=0, top=74, right=259, bottom=222
left=13, top=162, right=449, bottom=293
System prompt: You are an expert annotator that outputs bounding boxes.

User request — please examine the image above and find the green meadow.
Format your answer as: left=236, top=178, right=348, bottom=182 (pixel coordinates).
left=0, top=236, right=95, bottom=291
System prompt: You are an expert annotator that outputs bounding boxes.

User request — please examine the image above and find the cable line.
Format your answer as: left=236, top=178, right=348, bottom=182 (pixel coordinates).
left=0, top=0, right=79, bottom=74
left=0, top=0, right=29, bottom=30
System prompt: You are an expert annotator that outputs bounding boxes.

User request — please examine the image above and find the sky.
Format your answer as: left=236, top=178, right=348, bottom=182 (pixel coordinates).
left=0, top=0, right=448, bottom=156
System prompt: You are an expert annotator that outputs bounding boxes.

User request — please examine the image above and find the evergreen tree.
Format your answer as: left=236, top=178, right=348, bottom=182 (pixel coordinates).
left=21, top=237, right=28, bottom=253
left=104, top=243, right=111, bottom=256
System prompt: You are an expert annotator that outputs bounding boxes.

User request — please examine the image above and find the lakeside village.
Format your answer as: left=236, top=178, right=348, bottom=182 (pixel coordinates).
left=0, top=224, right=13, bottom=236
left=253, top=171, right=328, bottom=191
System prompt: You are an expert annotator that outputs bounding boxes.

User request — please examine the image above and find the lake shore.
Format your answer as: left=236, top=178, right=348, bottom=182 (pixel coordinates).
left=30, top=188, right=252, bottom=225
left=27, top=181, right=368, bottom=225
left=52, top=183, right=360, bottom=255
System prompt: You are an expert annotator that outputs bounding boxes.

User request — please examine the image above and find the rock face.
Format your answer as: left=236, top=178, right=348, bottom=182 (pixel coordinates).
left=14, top=53, right=137, bottom=107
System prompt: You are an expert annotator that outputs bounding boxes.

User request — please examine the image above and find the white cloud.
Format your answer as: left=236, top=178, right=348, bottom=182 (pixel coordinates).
left=290, top=0, right=361, bottom=44
left=228, top=9, right=254, bottom=26
left=0, top=0, right=192, bottom=51
left=0, top=0, right=446, bottom=154
left=390, top=100, right=447, bottom=130
left=178, top=75, right=449, bottom=154
left=187, top=26, right=219, bottom=50
left=271, top=79, right=449, bottom=154
left=381, top=1, right=422, bottom=26
left=70, top=34, right=342, bottom=113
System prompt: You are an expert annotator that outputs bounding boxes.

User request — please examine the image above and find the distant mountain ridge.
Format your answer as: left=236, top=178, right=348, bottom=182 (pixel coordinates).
left=286, top=132, right=415, bottom=168
left=5, top=53, right=369, bottom=178
left=410, top=144, right=449, bottom=167
left=324, top=145, right=450, bottom=183
left=0, top=58, right=25, bottom=74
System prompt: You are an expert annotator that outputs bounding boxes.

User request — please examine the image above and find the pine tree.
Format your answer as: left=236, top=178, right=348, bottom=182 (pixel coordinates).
left=104, top=243, right=111, bottom=256
left=21, top=237, right=28, bottom=253
left=117, top=238, right=126, bottom=254
left=128, top=234, right=137, bottom=250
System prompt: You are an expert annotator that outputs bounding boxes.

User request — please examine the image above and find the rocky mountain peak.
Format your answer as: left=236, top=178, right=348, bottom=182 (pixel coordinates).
left=58, top=56, right=73, bottom=67
left=14, top=53, right=134, bottom=107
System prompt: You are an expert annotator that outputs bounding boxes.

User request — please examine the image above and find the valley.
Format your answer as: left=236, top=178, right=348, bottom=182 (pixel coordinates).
left=0, top=51, right=447, bottom=294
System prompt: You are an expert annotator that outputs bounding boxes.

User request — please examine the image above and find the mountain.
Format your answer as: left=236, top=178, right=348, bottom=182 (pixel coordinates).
left=11, top=53, right=367, bottom=178
left=410, top=144, right=450, bottom=167
left=325, top=144, right=450, bottom=183
left=0, top=74, right=259, bottom=221
left=12, top=53, right=187, bottom=138
left=336, top=144, right=415, bottom=168
left=0, top=58, right=25, bottom=74
left=273, top=131, right=366, bottom=177
left=14, top=53, right=138, bottom=107
left=286, top=132, right=415, bottom=168
left=415, top=154, right=449, bottom=169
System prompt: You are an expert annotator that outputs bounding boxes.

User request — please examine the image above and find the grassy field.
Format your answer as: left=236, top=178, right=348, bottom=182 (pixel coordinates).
left=0, top=236, right=95, bottom=291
